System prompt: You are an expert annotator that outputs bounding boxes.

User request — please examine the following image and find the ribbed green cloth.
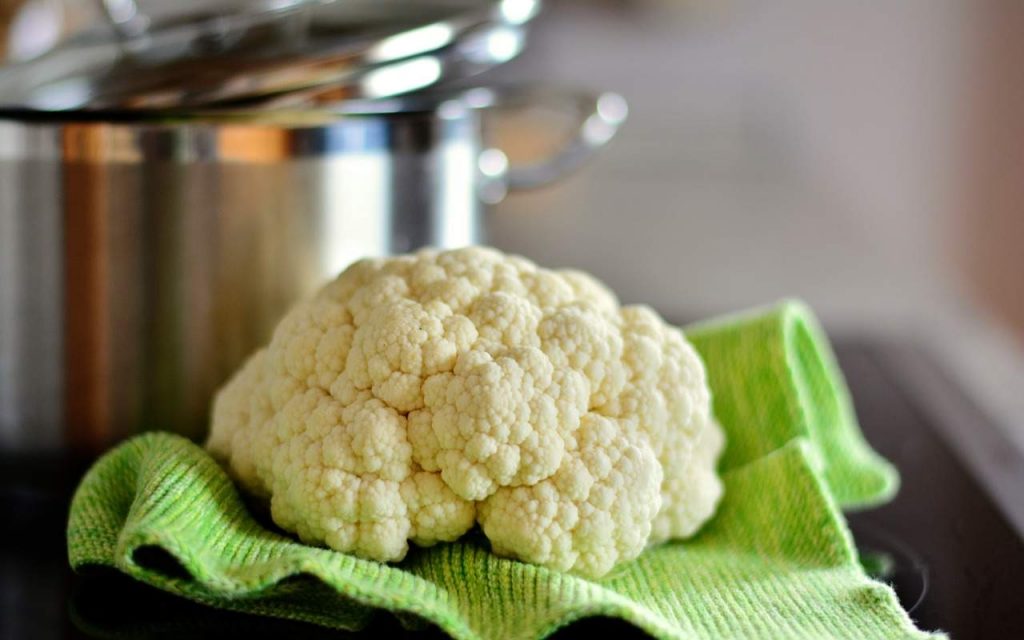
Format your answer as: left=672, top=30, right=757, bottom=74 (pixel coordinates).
left=66, top=301, right=941, bottom=639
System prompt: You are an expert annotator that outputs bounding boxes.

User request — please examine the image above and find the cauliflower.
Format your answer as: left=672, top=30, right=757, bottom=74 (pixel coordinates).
left=207, top=247, right=724, bottom=578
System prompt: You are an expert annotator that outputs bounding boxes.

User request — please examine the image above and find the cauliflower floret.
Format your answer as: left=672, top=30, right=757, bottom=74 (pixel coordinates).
left=409, top=347, right=588, bottom=501
left=649, top=415, right=726, bottom=543
left=207, top=246, right=723, bottom=574
left=610, top=306, right=717, bottom=542
left=478, top=414, right=662, bottom=579
left=208, top=350, right=272, bottom=497
left=401, top=472, right=476, bottom=546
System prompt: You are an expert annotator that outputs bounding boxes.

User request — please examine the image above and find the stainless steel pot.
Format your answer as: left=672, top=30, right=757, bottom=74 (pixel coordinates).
left=0, top=86, right=626, bottom=452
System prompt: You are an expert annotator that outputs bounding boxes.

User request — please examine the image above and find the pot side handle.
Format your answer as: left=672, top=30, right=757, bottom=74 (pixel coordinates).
left=464, top=86, right=628, bottom=204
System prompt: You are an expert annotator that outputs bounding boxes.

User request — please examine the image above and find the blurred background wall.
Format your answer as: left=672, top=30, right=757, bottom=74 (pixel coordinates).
left=490, top=0, right=1024, bottom=444
left=957, top=0, right=1024, bottom=346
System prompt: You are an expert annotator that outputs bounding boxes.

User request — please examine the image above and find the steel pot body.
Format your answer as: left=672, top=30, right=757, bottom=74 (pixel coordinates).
left=0, top=89, right=625, bottom=452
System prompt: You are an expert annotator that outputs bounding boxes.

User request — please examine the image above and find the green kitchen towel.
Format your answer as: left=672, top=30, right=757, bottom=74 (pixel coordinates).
left=685, top=300, right=899, bottom=508
left=66, top=301, right=940, bottom=640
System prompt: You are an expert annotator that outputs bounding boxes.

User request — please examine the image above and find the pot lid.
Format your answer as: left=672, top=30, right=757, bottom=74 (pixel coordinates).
left=0, top=0, right=539, bottom=111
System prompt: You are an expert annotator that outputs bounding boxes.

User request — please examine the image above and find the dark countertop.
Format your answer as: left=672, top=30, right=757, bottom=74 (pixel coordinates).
left=2, top=339, right=1023, bottom=639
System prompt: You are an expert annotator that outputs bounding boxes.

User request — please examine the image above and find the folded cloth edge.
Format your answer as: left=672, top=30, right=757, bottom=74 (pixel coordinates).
left=685, top=299, right=899, bottom=508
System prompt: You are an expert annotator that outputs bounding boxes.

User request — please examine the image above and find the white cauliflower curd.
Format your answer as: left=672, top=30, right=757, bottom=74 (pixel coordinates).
left=207, top=247, right=724, bottom=578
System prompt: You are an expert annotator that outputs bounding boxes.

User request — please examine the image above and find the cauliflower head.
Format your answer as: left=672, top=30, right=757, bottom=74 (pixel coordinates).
left=207, top=247, right=724, bottom=578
